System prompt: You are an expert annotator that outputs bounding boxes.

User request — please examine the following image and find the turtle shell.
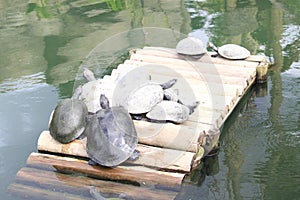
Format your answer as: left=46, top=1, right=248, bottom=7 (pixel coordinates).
left=80, top=79, right=112, bottom=113
left=125, top=82, right=164, bottom=114
left=176, top=37, right=206, bottom=56
left=146, top=100, right=190, bottom=123
left=217, top=44, right=250, bottom=60
left=86, top=105, right=138, bottom=167
left=49, top=98, right=88, bottom=143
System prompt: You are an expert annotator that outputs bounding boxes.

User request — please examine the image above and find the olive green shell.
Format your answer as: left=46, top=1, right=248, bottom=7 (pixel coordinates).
left=49, top=99, right=88, bottom=144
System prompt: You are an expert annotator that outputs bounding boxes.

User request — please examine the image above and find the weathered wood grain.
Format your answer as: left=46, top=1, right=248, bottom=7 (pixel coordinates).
left=13, top=167, right=178, bottom=200
left=134, top=47, right=262, bottom=67
left=38, top=131, right=195, bottom=172
left=26, top=152, right=184, bottom=190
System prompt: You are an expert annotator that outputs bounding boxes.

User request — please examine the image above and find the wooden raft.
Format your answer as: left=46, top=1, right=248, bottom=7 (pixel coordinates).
left=8, top=47, right=268, bottom=200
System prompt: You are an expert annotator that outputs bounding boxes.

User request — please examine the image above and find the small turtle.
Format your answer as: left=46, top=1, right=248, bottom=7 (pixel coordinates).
left=209, top=42, right=250, bottom=60
left=49, top=93, right=88, bottom=143
left=146, top=100, right=199, bottom=123
left=85, top=94, right=139, bottom=167
left=78, top=68, right=113, bottom=113
left=176, top=37, right=206, bottom=56
left=123, top=79, right=177, bottom=115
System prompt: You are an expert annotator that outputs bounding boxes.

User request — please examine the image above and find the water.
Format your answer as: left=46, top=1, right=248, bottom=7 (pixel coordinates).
left=0, top=0, right=299, bottom=199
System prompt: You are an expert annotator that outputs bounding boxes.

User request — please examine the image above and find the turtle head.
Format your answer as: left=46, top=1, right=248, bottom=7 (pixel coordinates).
left=83, top=67, right=96, bottom=82
left=100, top=94, right=110, bottom=109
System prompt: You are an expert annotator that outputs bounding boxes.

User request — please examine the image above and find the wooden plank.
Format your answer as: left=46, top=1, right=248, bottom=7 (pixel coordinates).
left=7, top=183, right=90, bottom=200
left=111, top=64, right=250, bottom=87
left=124, top=59, right=256, bottom=82
left=115, top=63, right=249, bottom=97
left=129, top=53, right=257, bottom=77
left=38, top=131, right=195, bottom=172
left=140, top=47, right=265, bottom=63
left=13, top=167, right=178, bottom=200
left=27, top=152, right=184, bottom=190
left=134, top=47, right=261, bottom=67
left=134, top=120, right=209, bottom=152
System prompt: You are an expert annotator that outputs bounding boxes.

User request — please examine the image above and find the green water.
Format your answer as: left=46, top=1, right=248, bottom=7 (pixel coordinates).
left=0, top=0, right=299, bottom=199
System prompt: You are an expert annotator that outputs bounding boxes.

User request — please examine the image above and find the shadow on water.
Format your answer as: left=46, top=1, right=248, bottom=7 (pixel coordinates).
left=0, top=0, right=300, bottom=199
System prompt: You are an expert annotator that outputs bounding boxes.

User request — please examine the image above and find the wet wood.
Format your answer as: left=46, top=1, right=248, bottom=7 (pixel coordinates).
left=256, top=61, right=269, bottom=83
left=38, top=131, right=195, bottom=172
left=12, top=167, right=178, bottom=200
left=7, top=183, right=90, bottom=200
left=27, top=152, right=184, bottom=190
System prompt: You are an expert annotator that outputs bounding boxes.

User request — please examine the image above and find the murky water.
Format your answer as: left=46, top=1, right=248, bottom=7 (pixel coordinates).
left=0, top=0, right=299, bottom=199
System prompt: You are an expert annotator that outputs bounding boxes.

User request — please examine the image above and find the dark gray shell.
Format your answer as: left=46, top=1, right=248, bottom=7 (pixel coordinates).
left=49, top=99, right=88, bottom=144
left=217, top=44, right=250, bottom=59
left=176, top=37, right=206, bottom=55
left=86, top=100, right=138, bottom=167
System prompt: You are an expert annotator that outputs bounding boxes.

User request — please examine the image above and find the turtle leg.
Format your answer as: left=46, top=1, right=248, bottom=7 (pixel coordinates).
left=77, top=132, right=86, bottom=140
left=88, top=159, right=98, bottom=166
left=128, top=149, right=140, bottom=161
left=211, top=52, right=219, bottom=57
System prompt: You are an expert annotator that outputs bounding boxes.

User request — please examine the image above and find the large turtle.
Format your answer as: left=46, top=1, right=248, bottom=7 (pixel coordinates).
left=176, top=37, right=206, bottom=56
left=85, top=94, right=139, bottom=167
left=122, top=79, right=177, bottom=115
left=49, top=88, right=88, bottom=144
left=208, top=42, right=250, bottom=60
left=146, top=100, right=199, bottom=123
left=80, top=67, right=151, bottom=114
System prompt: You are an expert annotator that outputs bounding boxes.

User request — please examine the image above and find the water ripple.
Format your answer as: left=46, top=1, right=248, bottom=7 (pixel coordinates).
left=0, top=72, right=46, bottom=93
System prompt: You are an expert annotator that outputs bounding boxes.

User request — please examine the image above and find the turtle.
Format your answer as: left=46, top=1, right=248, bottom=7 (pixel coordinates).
left=49, top=91, right=88, bottom=143
left=176, top=37, right=206, bottom=56
left=78, top=67, right=113, bottom=113
left=208, top=42, right=250, bottom=60
left=85, top=94, right=139, bottom=167
left=122, top=79, right=177, bottom=115
left=146, top=100, right=200, bottom=123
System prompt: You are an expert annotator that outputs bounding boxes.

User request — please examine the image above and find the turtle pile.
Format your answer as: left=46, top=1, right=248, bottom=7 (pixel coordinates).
left=48, top=66, right=199, bottom=167
left=48, top=37, right=251, bottom=168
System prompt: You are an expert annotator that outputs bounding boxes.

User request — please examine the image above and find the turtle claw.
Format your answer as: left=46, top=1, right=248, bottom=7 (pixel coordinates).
left=88, top=159, right=98, bottom=166
left=128, top=149, right=140, bottom=161
left=211, top=52, right=219, bottom=57
left=77, top=133, right=86, bottom=140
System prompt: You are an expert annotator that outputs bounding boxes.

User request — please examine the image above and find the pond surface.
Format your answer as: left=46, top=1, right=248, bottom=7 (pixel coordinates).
left=0, top=0, right=299, bottom=199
